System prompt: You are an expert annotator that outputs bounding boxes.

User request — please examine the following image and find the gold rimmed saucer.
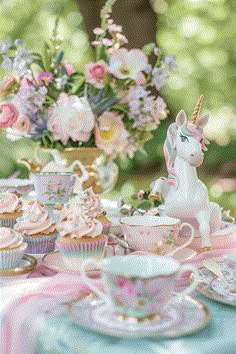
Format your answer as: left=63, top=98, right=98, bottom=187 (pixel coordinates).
left=67, top=292, right=210, bottom=338
left=0, top=254, right=37, bottom=276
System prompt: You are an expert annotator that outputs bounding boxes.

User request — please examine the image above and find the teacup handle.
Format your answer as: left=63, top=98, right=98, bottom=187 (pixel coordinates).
left=166, top=222, right=194, bottom=257
left=80, top=258, right=111, bottom=304
left=175, top=264, right=199, bottom=296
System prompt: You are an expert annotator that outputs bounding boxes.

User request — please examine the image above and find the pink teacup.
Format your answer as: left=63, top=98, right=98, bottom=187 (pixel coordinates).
left=80, top=255, right=199, bottom=320
left=120, top=215, right=194, bottom=256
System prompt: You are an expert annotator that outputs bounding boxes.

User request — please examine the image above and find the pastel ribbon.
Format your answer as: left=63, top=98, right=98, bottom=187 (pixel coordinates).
left=0, top=273, right=102, bottom=354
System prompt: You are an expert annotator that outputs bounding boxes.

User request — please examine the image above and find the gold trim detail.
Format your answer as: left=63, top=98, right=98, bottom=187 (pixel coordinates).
left=116, top=313, right=161, bottom=323
left=0, top=254, right=37, bottom=276
left=120, top=219, right=179, bottom=228
left=67, top=292, right=96, bottom=313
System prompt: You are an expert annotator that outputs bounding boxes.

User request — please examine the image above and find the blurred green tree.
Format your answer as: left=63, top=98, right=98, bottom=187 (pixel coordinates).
left=0, top=0, right=235, bottom=214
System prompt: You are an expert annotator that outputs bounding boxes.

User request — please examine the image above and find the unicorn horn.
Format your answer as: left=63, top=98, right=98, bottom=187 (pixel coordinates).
left=190, top=95, right=204, bottom=124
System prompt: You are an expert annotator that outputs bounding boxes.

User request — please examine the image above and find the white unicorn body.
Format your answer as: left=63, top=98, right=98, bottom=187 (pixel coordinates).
left=150, top=97, right=222, bottom=249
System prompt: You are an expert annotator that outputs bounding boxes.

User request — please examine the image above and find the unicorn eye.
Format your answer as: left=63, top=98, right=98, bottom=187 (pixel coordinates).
left=200, top=139, right=203, bottom=144
left=180, top=135, right=189, bottom=142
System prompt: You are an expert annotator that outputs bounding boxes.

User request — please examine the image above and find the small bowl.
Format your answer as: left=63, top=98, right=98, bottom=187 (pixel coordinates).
left=0, top=179, right=33, bottom=195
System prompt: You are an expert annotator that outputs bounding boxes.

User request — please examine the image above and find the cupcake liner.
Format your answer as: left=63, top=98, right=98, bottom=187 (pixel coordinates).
left=56, top=238, right=107, bottom=270
left=0, top=243, right=27, bottom=269
left=23, top=233, right=58, bottom=254
left=56, top=238, right=106, bottom=253
left=0, top=217, right=17, bottom=228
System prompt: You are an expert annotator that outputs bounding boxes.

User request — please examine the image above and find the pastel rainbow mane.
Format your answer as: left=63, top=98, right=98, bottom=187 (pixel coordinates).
left=163, top=121, right=208, bottom=186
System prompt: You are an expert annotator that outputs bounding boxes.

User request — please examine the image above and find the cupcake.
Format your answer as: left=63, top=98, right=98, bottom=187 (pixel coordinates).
left=56, top=212, right=107, bottom=270
left=67, top=188, right=111, bottom=230
left=0, top=227, right=27, bottom=269
left=14, top=202, right=57, bottom=254
left=0, top=193, right=22, bottom=228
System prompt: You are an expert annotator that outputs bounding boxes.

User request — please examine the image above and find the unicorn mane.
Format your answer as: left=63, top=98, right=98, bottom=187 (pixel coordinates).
left=163, top=121, right=208, bottom=186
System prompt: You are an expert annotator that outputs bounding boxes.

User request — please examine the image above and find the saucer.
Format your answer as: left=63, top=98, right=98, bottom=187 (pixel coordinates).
left=67, top=293, right=210, bottom=338
left=210, top=222, right=236, bottom=238
left=42, top=251, right=100, bottom=275
left=0, top=178, right=34, bottom=195
left=198, top=262, right=236, bottom=307
left=0, top=254, right=37, bottom=282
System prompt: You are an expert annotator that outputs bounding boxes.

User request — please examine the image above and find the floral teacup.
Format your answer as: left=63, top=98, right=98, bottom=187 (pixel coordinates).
left=31, top=172, right=76, bottom=205
left=81, top=255, right=199, bottom=320
left=120, top=215, right=194, bottom=256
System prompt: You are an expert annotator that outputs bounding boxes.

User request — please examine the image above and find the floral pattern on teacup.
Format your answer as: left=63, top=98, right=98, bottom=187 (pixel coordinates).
left=44, top=182, right=66, bottom=202
left=106, top=273, right=175, bottom=318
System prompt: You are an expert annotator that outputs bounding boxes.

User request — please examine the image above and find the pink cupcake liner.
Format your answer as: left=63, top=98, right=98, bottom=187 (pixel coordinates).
left=0, top=243, right=27, bottom=269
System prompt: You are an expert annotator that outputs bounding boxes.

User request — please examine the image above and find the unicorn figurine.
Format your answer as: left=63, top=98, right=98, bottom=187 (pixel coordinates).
left=150, top=95, right=222, bottom=250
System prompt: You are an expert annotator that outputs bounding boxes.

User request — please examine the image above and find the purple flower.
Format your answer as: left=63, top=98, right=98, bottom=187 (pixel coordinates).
left=37, top=72, right=54, bottom=86
left=152, top=67, right=169, bottom=90
left=0, top=40, right=11, bottom=54
left=1, top=55, right=13, bottom=70
left=164, top=55, right=177, bottom=71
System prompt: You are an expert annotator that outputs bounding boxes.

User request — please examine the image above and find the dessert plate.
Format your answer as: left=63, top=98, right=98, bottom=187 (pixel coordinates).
left=0, top=178, right=34, bottom=195
left=0, top=254, right=37, bottom=283
left=198, top=262, right=236, bottom=307
left=67, top=293, right=210, bottom=338
left=42, top=251, right=100, bottom=275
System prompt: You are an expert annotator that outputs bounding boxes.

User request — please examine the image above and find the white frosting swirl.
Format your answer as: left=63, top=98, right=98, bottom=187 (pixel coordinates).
left=0, top=193, right=21, bottom=213
left=69, top=187, right=105, bottom=218
left=0, top=227, right=23, bottom=249
left=59, top=214, right=103, bottom=239
left=14, top=202, right=56, bottom=235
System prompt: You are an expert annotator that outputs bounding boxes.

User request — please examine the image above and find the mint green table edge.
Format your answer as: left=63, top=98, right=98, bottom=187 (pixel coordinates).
left=37, top=294, right=236, bottom=354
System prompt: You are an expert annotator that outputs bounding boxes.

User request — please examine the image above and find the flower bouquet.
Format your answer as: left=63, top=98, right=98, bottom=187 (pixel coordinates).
left=0, top=0, right=175, bottom=161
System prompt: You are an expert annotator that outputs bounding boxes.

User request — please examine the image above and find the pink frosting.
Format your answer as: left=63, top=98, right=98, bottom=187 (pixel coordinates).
left=0, top=193, right=21, bottom=213
left=70, top=188, right=105, bottom=218
left=0, top=227, right=23, bottom=249
left=59, top=214, right=103, bottom=239
left=14, top=202, right=56, bottom=236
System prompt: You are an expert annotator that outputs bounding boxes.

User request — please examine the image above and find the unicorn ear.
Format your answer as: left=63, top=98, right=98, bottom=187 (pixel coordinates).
left=197, top=114, right=209, bottom=128
left=176, top=110, right=187, bottom=127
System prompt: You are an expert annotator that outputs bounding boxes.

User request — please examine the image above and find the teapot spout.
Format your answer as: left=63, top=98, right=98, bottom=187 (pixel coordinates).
left=17, top=158, right=42, bottom=173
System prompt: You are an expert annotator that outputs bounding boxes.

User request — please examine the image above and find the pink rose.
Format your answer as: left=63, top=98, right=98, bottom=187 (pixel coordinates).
left=11, top=115, right=32, bottom=134
left=137, top=190, right=145, bottom=200
left=64, top=63, right=76, bottom=76
left=84, top=60, right=107, bottom=89
left=51, top=182, right=58, bottom=192
left=0, top=102, right=18, bottom=128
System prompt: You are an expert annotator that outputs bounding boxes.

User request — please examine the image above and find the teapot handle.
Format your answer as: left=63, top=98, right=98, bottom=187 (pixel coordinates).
left=34, top=146, right=64, bottom=165
left=69, top=160, right=89, bottom=182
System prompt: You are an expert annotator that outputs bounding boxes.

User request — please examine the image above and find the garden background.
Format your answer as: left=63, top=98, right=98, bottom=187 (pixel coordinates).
left=0, top=0, right=235, bottom=215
